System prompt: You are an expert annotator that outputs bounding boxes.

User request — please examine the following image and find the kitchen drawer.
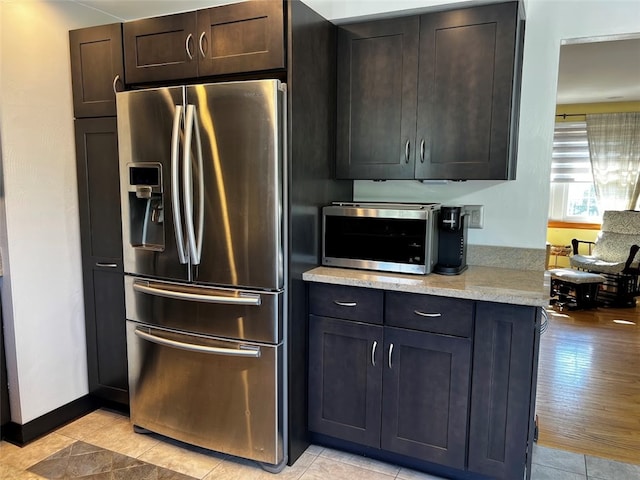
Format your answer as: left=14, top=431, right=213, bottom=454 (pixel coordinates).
left=309, top=283, right=383, bottom=324
left=385, top=292, right=473, bottom=337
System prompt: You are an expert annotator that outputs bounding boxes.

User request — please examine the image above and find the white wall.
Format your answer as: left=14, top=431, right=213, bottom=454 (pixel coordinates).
left=0, top=1, right=117, bottom=423
left=1, top=0, right=639, bottom=426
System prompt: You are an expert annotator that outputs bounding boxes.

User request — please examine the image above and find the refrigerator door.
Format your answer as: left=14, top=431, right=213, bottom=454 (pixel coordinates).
left=127, top=321, right=284, bottom=466
left=117, top=86, right=190, bottom=282
left=186, top=80, right=285, bottom=290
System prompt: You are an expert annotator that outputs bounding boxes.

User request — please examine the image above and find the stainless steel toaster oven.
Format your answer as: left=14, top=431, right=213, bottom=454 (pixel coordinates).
left=322, top=202, right=440, bottom=275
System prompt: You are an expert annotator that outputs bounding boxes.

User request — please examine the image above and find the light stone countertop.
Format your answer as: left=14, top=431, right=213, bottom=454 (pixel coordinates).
left=303, top=266, right=551, bottom=307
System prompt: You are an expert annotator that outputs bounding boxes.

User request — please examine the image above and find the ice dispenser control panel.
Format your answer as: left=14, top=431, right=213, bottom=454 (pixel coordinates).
left=127, top=163, right=165, bottom=251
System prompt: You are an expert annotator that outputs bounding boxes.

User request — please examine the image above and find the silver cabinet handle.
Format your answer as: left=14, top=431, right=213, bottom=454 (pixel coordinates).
left=134, top=328, right=261, bottom=358
left=112, top=74, right=121, bottom=94
left=371, top=341, right=377, bottom=367
left=199, top=32, right=206, bottom=58
left=388, top=343, right=394, bottom=369
left=95, top=262, right=118, bottom=268
left=414, top=310, right=442, bottom=318
left=334, top=301, right=357, bottom=307
left=171, top=105, right=188, bottom=264
left=185, top=33, right=194, bottom=60
left=133, top=281, right=261, bottom=306
left=420, top=139, right=425, bottom=163
left=405, top=140, right=410, bottom=163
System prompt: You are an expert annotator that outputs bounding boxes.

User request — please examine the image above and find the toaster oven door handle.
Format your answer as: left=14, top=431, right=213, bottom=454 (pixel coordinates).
left=334, top=301, right=357, bottom=307
left=414, top=310, right=442, bottom=318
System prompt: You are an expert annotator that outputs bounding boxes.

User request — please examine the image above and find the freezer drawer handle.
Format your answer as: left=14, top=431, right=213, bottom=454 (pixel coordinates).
left=133, top=281, right=262, bottom=306
left=134, top=328, right=261, bottom=358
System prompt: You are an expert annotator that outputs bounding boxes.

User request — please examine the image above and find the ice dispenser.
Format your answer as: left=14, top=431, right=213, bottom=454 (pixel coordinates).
left=127, top=163, right=164, bottom=251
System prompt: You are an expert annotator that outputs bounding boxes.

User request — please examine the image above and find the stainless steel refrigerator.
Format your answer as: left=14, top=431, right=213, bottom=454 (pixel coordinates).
left=117, top=80, right=288, bottom=470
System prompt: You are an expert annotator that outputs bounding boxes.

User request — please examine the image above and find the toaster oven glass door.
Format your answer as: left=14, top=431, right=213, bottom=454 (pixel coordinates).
left=324, top=216, right=427, bottom=265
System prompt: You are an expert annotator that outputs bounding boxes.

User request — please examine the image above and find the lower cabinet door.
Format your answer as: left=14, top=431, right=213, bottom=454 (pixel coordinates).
left=381, top=327, right=471, bottom=470
left=467, top=302, right=538, bottom=479
left=85, top=268, right=128, bottom=404
left=308, top=315, right=383, bottom=447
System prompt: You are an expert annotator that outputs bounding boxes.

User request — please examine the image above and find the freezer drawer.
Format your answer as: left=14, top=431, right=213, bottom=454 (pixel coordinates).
left=125, top=276, right=283, bottom=343
left=127, top=321, right=284, bottom=466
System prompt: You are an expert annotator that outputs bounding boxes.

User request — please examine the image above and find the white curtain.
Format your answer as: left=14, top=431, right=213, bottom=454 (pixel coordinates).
left=586, top=112, right=640, bottom=211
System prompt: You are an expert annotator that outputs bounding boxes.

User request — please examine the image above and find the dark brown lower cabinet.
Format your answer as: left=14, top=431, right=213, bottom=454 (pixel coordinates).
left=1, top=296, right=10, bottom=432
left=308, top=314, right=471, bottom=470
left=468, top=302, right=540, bottom=479
left=83, top=268, right=128, bottom=405
left=307, top=283, right=540, bottom=480
left=75, top=117, right=128, bottom=406
left=381, top=327, right=470, bottom=469
left=308, top=316, right=382, bottom=447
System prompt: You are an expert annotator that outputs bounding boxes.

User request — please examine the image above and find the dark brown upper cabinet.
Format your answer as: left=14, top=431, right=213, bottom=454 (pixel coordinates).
left=123, top=12, right=198, bottom=84
left=69, top=23, right=124, bottom=118
left=336, top=1, right=524, bottom=181
left=197, top=0, right=285, bottom=77
left=336, top=17, right=419, bottom=180
left=123, top=0, right=285, bottom=85
left=415, top=2, right=523, bottom=180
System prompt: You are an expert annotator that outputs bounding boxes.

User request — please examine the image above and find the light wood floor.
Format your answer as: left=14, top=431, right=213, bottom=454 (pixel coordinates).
left=536, top=301, right=640, bottom=465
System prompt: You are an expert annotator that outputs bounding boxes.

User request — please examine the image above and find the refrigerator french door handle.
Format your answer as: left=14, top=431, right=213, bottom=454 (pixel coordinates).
left=192, top=104, right=205, bottom=264
left=133, top=280, right=262, bottom=306
left=171, top=105, right=188, bottom=264
left=134, top=328, right=261, bottom=358
left=182, top=104, right=203, bottom=265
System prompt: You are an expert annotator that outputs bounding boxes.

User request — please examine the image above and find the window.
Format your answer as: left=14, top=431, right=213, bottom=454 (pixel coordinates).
left=549, top=121, right=601, bottom=223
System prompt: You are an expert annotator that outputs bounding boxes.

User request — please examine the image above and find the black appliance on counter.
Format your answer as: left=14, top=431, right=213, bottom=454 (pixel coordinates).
left=434, top=206, right=468, bottom=275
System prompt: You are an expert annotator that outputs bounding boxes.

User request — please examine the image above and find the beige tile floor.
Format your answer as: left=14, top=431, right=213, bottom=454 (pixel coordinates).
left=1, top=408, right=639, bottom=479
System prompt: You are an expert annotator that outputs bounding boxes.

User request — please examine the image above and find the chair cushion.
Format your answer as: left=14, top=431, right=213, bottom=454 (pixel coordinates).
left=569, top=254, right=627, bottom=274
left=548, top=268, right=606, bottom=284
left=592, top=231, right=638, bottom=262
left=601, top=210, right=640, bottom=235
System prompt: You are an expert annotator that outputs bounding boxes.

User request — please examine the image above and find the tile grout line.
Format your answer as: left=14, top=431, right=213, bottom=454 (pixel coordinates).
left=296, top=452, right=318, bottom=480
left=584, top=453, right=589, bottom=480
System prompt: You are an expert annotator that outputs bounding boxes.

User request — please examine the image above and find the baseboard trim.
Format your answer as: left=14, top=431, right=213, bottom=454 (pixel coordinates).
left=2, top=395, right=96, bottom=446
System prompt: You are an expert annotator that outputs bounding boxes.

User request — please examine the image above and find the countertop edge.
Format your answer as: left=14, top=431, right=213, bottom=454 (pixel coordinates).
left=303, top=266, right=550, bottom=308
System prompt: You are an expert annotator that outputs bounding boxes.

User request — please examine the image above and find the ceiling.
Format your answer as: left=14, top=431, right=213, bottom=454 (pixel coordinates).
left=72, top=0, right=640, bottom=105
left=556, top=37, right=640, bottom=105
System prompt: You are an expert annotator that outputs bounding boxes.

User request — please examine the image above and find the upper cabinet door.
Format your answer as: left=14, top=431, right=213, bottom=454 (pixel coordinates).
left=414, top=2, right=522, bottom=180
left=69, top=23, right=124, bottom=118
left=123, top=12, right=198, bottom=84
left=197, top=0, right=285, bottom=77
left=336, top=17, right=419, bottom=180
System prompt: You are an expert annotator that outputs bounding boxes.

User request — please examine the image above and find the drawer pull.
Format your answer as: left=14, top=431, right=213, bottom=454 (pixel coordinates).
left=96, top=262, right=118, bottom=268
left=334, top=301, right=357, bottom=307
left=388, top=343, right=394, bottom=369
left=414, top=310, right=442, bottom=318
left=371, top=341, right=377, bottom=367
